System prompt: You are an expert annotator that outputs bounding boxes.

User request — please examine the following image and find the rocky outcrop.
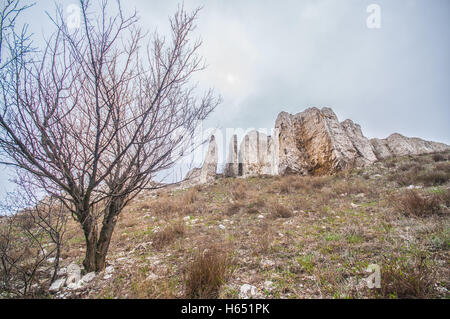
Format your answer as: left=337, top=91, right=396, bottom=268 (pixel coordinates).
left=299, top=107, right=359, bottom=175
left=183, top=135, right=218, bottom=185
left=238, top=130, right=276, bottom=177
left=187, top=107, right=449, bottom=181
left=274, top=112, right=311, bottom=175
left=341, top=119, right=378, bottom=166
left=224, top=135, right=239, bottom=177
left=275, top=107, right=374, bottom=175
left=371, top=133, right=449, bottom=160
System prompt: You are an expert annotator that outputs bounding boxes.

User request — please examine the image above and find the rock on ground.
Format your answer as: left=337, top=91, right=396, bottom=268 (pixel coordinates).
left=239, top=284, right=257, bottom=299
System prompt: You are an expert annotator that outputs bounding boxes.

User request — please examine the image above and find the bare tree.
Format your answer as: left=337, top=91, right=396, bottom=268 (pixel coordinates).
left=0, top=0, right=220, bottom=272
left=0, top=0, right=34, bottom=71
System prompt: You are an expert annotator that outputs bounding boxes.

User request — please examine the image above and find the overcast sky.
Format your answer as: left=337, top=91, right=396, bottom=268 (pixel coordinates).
left=0, top=0, right=449, bottom=197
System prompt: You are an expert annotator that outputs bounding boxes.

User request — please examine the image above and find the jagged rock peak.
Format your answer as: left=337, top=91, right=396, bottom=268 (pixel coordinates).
left=183, top=135, right=218, bottom=186
left=276, top=107, right=371, bottom=175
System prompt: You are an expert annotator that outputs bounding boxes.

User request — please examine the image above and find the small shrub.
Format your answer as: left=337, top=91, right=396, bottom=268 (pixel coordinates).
left=246, top=207, right=259, bottom=215
left=225, top=203, right=243, bottom=216
left=392, top=190, right=442, bottom=217
left=184, top=246, right=233, bottom=298
left=374, top=253, right=437, bottom=299
left=418, top=171, right=449, bottom=186
left=435, top=162, right=450, bottom=173
left=152, top=221, right=186, bottom=250
left=389, top=170, right=449, bottom=187
left=270, top=203, right=293, bottom=219
left=432, top=153, right=446, bottom=162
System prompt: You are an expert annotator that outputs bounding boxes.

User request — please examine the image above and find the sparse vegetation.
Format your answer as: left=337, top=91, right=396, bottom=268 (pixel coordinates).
left=183, top=245, right=234, bottom=298
left=152, top=221, right=186, bottom=250
left=373, top=253, right=437, bottom=299
left=1, top=151, right=449, bottom=299
left=392, top=190, right=445, bottom=217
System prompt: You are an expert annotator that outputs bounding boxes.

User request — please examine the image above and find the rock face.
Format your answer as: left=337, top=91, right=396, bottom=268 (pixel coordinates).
left=370, top=133, right=449, bottom=160
left=275, top=107, right=371, bottom=175
left=224, top=135, right=239, bottom=177
left=238, top=130, right=277, bottom=177
left=183, top=135, right=218, bottom=185
left=274, top=112, right=311, bottom=175
left=187, top=107, right=449, bottom=181
left=341, top=119, right=378, bottom=166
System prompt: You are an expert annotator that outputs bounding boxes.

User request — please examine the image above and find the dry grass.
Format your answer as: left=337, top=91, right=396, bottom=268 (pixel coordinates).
left=389, top=156, right=450, bottom=187
left=374, top=253, right=437, bottom=299
left=225, top=203, right=244, bottom=216
left=183, top=188, right=199, bottom=205
left=432, top=153, right=447, bottom=162
left=183, top=245, right=234, bottom=299
left=152, top=221, right=186, bottom=250
left=24, top=151, right=450, bottom=300
left=254, top=222, right=274, bottom=253
left=392, top=190, right=444, bottom=217
left=230, top=181, right=247, bottom=201
left=270, top=203, right=293, bottom=219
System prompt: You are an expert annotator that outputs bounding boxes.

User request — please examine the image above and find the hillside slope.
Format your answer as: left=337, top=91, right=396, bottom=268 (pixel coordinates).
left=25, top=151, right=450, bottom=299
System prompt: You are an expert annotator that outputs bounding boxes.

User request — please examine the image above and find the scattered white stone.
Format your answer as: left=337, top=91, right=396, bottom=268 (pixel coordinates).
left=103, top=274, right=113, bottom=280
left=219, top=224, right=226, bottom=230
left=146, top=272, right=159, bottom=281
left=57, top=268, right=67, bottom=276
left=105, top=266, right=114, bottom=274
left=356, top=193, right=365, bottom=198
left=49, top=278, right=66, bottom=293
left=257, top=215, right=265, bottom=219
left=239, top=284, right=257, bottom=299
left=351, top=203, right=360, bottom=208
left=278, top=232, right=284, bottom=238
left=47, top=257, right=56, bottom=264
left=66, top=262, right=81, bottom=289
left=81, top=272, right=96, bottom=284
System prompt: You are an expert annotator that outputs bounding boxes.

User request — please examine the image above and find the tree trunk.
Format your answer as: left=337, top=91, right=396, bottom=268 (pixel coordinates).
left=82, top=216, right=98, bottom=273
left=51, top=242, right=61, bottom=283
left=95, top=201, right=121, bottom=271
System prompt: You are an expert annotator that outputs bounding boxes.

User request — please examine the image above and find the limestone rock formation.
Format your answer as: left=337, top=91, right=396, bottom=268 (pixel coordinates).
left=371, top=133, right=449, bottom=160
left=275, top=107, right=373, bottom=175
left=238, top=130, right=276, bottom=177
left=274, top=112, right=311, bottom=175
left=188, top=107, right=449, bottom=181
left=341, top=119, right=378, bottom=166
left=183, top=135, right=218, bottom=185
left=298, top=107, right=359, bottom=175
left=224, top=135, right=239, bottom=177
